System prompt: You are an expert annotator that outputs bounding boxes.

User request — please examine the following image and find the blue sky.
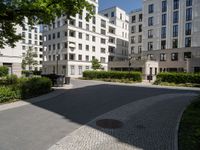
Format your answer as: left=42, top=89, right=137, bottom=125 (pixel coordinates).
left=99, top=0, right=142, bottom=13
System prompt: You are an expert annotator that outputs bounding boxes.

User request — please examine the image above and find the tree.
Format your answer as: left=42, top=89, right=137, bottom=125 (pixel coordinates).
left=0, top=0, right=94, bottom=48
left=22, top=47, right=38, bottom=71
left=91, top=58, right=101, bottom=70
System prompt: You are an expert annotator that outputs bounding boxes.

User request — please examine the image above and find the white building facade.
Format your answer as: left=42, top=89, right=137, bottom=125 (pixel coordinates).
left=0, top=24, right=43, bottom=76
left=42, top=0, right=129, bottom=77
left=129, top=0, right=200, bottom=73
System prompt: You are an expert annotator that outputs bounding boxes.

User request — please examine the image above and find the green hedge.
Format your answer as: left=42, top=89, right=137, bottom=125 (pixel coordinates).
left=0, top=77, right=52, bottom=103
left=0, top=75, right=18, bottom=85
left=19, top=77, right=52, bottom=99
left=156, top=72, right=200, bottom=84
left=83, top=71, right=142, bottom=82
left=0, top=66, right=9, bottom=77
left=0, top=86, right=20, bottom=103
left=22, top=70, right=42, bottom=77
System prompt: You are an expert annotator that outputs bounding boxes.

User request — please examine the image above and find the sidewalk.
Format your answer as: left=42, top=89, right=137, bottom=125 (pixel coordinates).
left=0, top=84, right=73, bottom=112
left=49, top=93, right=197, bottom=150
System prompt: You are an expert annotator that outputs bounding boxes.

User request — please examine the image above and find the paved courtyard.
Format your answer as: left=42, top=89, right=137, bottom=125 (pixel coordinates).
left=0, top=79, right=199, bottom=150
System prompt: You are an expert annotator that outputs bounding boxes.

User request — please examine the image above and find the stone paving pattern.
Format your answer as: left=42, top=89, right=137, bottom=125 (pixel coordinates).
left=49, top=93, right=197, bottom=150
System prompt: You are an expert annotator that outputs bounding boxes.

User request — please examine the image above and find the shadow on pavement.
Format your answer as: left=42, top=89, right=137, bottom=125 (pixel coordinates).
left=23, top=81, right=199, bottom=150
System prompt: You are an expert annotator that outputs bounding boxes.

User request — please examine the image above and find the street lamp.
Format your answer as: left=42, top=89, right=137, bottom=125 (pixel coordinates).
left=128, top=55, right=133, bottom=80
left=56, top=53, right=59, bottom=75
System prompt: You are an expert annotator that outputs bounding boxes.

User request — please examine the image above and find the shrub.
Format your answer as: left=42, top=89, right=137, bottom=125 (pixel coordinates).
left=0, top=86, right=20, bottom=103
left=0, top=75, right=18, bottom=85
left=83, top=71, right=142, bottom=82
left=156, top=72, right=200, bottom=84
left=22, top=70, right=42, bottom=77
left=0, top=66, right=9, bottom=77
left=20, top=77, right=52, bottom=99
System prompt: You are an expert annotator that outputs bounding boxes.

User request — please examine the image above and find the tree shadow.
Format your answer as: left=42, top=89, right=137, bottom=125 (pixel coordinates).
left=23, top=81, right=198, bottom=150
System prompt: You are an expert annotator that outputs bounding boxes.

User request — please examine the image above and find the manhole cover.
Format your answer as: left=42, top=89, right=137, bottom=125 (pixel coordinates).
left=96, top=119, right=123, bottom=129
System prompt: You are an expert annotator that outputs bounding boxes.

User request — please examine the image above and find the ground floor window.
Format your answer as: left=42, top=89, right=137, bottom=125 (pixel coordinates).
left=70, top=65, right=75, bottom=75
left=78, top=66, right=82, bottom=75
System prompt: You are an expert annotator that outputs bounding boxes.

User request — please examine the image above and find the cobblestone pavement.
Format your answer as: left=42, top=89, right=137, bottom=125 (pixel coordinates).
left=49, top=93, right=197, bottom=150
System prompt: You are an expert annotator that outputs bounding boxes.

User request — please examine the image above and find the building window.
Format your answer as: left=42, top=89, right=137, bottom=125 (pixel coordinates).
left=86, top=24, right=89, bottom=30
left=85, top=55, right=89, bottom=61
left=139, top=14, right=143, bottom=22
left=131, top=26, right=136, bottom=33
left=57, top=32, right=60, bottom=38
left=138, top=35, right=142, bottom=43
left=148, top=29, right=153, bottom=38
left=147, top=54, right=154, bottom=60
left=131, top=36, right=135, bottom=44
left=111, top=12, right=115, bottom=17
left=100, top=57, right=106, bottom=63
left=174, top=0, right=179, bottom=10
left=162, top=14, right=167, bottom=25
left=52, top=33, right=55, bottom=39
left=161, top=27, right=166, bottom=39
left=101, top=38, right=106, bottom=44
left=70, top=66, right=75, bottom=75
left=173, top=11, right=179, bottom=23
left=57, top=43, right=60, bottom=50
left=86, top=45, right=89, bottom=51
left=139, top=25, right=142, bottom=32
left=101, top=19, right=106, bottom=28
left=79, top=22, right=82, bottom=28
left=78, top=44, right=82, bottom=50
left=86, top=34, right=89, bottom=41
left=78, top=55, right=82, bottom=61
left=69, top=30, right=75, bottom=37
left=186, top=0, right=192, bottom=7
left=173, top=25, right=178, bottom=37
left=171, top=53, right=178, bottom=61
left=148, top=42, right=153, bottom=51
left=78, top=66, right=82, bottom=75
left=173, top=39, right=178, bottom=48
left=148, top=4, right=154, bottom=14
left=162, top=0, right=167, bottom=12
left=69, top=54, right=75, bottom=60
left=148, top=17, right=153, bottom=26
left=186, top=8, right=192, bottom=21
left=185, top=37, right=191, bottom=47
left=92, top=46, right=96, bottom=52
left=185, top=23, right=192, bottom=35
left=78, top=32, right=82, bottom=39
left=184, top=52, right=192, bottom=60
left=101, top=48, right=106, bottom=53
left=132, top=15, right=136, bottom=23
left=161, top=40, right=166, bottom=49
left=53, top=44, right=56, bottom=50
left=160, top=53, right=167, bottom=61
left=101, top=29, right=106, bottom=35
left=138, top=46, right=142, bottom=53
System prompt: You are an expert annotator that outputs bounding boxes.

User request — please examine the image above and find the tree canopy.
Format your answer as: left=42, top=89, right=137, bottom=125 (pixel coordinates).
left=0, top=0, right=94, bottom=48
left=22, top=47, right=38, bottom=70
left=91, top=58, right=101, bottom=70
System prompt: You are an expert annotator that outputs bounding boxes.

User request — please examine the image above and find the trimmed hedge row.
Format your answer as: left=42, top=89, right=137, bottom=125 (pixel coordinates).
left=0, top=66, right=9, bottom=77
left=20, top=77, right=52, bottom=99
left=156, top=72, right=200, bottom=84
left=0, top=77, right=52, bottom=103
left=22, top=70, right=42, bottom=77
left=83, top=71, right=142, bottom=82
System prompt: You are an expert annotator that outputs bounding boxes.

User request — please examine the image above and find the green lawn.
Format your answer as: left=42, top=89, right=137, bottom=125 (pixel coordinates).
left=178, top=97, right=200, bottom=150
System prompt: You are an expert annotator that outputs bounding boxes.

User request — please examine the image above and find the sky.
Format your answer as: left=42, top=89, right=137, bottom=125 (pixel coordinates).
left=99, top=0, right=142, bottom=13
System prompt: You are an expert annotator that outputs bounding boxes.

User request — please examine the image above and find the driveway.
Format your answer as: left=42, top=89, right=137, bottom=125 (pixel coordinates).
left=0, top=79, right=198, bottom=150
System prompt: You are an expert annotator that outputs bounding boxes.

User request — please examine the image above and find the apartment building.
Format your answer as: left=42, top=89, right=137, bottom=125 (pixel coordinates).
left=21, top=23, right=43, bottom=71
left=0, top=23, right=43, bottom=76
left=99, top=7, right=129, bottom=62
left=42, top=0, right=129, bottom=77
left=129, top=0, right=200, bottom=73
